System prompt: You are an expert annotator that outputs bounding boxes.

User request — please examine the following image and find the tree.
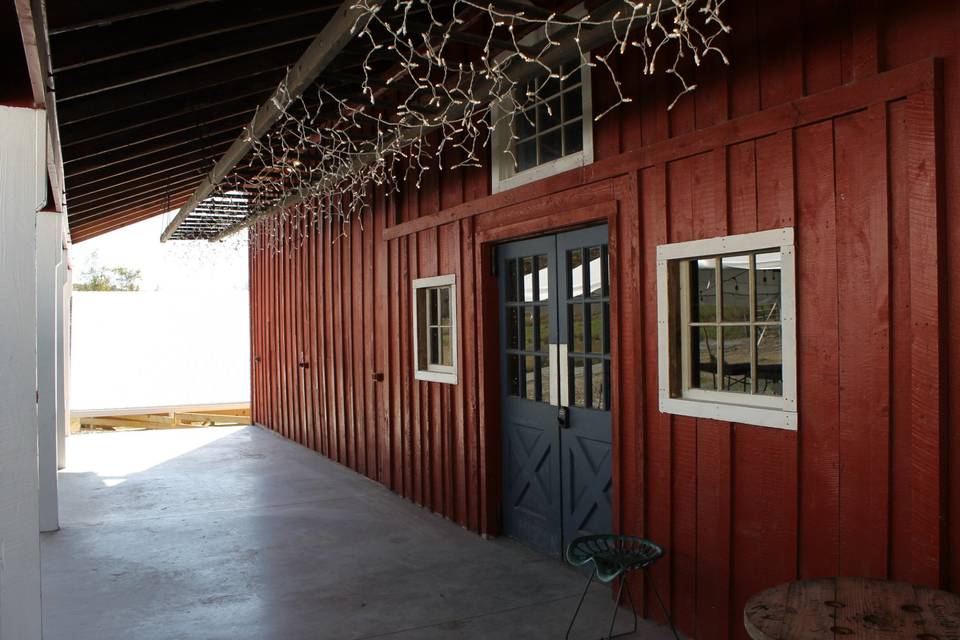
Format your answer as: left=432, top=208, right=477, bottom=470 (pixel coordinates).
left=73, top=252, right=142, bottom=291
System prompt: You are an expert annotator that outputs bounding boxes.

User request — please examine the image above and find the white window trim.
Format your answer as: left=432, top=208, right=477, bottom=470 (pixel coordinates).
left=489, top=52, right=594, bottom=194
left=656, top=227, right=797, bottom=430
left=413, top=274, right=458, bottom=384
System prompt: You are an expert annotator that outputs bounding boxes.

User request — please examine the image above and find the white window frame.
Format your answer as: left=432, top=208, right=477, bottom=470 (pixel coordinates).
left=413, top=274, right=458, bottom=384
left=490, top=36, right=593, bottom=194
left=656, top=227, right=797, bottom=430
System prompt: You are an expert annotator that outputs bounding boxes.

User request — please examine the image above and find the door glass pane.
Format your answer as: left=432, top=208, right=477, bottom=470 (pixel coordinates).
left=539, top=357, right=551, bottom=404
left=506, top=307, right=519, bottom=349
left=755, top=251, right=781, bottom=321
left=522, top=257, right=534, bottom=302
left=691, top=258, right=716, bottom=322
left=590, top=358, right=607, bottom=410
left=721, top=255, right=750, bottom=322
left=588, top=246, right=603, bottom=297
left=524, top=355, right=537, bottom=400
left=572, top=357, right=586, bottom=408
left=536, top=255, right=549, bottom=301
left=757, top=325, right=783, bottom=396
left=524, top=306, right=535, bottom=351
left=588, top=303, right=603, bottom=354
left=569, top=249, right=583, bottom=298
left=508, top=354, right=520, bottom=396
left=440, top=327, right=453, bottom=366
left=571, top=304, right=584, bottom=352
left=691, top=325, right=717, bottom=390
left=506, top=259, right=518, bottom=302
left=538, top=306, right=549, bottom=352
left=722, top=325, right=751, bottom=393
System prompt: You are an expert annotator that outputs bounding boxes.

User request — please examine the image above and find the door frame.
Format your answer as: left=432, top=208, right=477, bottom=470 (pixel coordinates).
left=473, top=194, right=624, bottom=540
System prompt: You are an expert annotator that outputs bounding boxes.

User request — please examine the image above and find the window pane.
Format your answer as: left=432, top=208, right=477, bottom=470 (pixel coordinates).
left=516, top=109, right=536, bottom=139
left=538, top=306, right=549, bottom=352
left=572, top=357, right=586, bottom=408
left=524, top=306, right=535, bottom=351
left=755, top=251, right=782, bottom=321
left=429, top=288, right=438, bottom=324
left=563, top=88, right=582, bottom=119
left=691, top=325, right=718, bottom=390
left=691, top=258, right=717, bottom=322
left=590, top=358, right=607, bottom=410
left=538, top=97, right=561, bottom=130
left=506, top=259, right=518, bottom=302
left=757, top=325, right=783, bottom=396
left=569, top=249, right=583, bottom=298
left=721, top=325, right=751, bottom=393
left=508, top=354, right=520, bottom=396
left=539, top=356, right=551, bottom=404
left=721, top=255, right=751, bottom=322
left=539, top=128, right=562, bottom=164
left=525, top=355, right=537, bottom=400
left=536, top=254, right=549, bottom=301
left=571, top=304, right=585, bottom=352
left=588, top=246, right=603, bottom=297
left=429, top=327, right=440, bottom=366
left=439, top=286, right=451, bottom=325
left=506, top=307, right=519, bottom=349
left=522, top=256, right=534, bottom=302
left=564, top=120, right=583, bottom=155
left=588, top=302, right=603, bottom=354
left=516, top=139, right=537, bottom=171
left=440, top=327, right=453, bottom=366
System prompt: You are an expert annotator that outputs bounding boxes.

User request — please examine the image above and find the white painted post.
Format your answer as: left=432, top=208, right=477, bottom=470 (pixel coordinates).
left=37, top=210, right=61, bottom=533
left=56, top=241, right=68, bottom=470
left=0, top=105, right=46, bottom=640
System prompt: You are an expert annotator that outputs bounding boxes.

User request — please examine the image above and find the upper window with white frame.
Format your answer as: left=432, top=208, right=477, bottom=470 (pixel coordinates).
left=656, top=228, right=797, bottom=430
left=413, top=275, right=457, bottom=384
left=491, top=57, right=593, bottom=193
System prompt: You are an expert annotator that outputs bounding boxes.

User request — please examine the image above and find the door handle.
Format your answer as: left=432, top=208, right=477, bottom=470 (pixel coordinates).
left=558, top=406, right=569, bottom=429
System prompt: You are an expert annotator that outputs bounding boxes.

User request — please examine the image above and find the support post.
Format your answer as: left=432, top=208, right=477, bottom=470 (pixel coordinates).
left=57, top=239, right=69, bottom=470
left=0, top=104, right=46, bottom=640
left=37, top=209, right=61, bottom=533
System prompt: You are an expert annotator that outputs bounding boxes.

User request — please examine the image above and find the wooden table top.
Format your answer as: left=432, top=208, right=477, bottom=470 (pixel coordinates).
left=744, top=577, right=960, bottom=640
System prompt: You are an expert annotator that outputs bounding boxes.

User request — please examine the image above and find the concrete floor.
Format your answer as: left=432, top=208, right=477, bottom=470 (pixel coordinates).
left=42, top=425, right=677, bottom=640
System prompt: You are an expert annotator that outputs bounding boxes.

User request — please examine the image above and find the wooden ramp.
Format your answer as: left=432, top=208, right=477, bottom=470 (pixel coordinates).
left=71, top=403, right=250, bottom=432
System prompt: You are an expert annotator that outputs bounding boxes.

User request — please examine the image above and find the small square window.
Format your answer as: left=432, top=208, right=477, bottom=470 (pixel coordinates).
left=491, top=55, right=594, bottom=193
left=656, top=228, right=797, bottom=430
left=413, top=275, right=457, bottom=384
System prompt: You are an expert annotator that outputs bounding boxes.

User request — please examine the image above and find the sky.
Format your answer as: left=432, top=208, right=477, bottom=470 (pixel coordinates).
left=70, top=211, right=249, bottom=292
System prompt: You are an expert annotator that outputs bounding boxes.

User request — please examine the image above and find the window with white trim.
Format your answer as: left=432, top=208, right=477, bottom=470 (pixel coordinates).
left=413, top=275, right=458, bottom=384
left=491, top=57, right=594, bottom=193
left=656, top=228, right=797, bottom=429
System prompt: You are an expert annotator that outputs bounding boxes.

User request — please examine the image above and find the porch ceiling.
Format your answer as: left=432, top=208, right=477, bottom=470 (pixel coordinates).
left=41, top=0, right=407, bottom=243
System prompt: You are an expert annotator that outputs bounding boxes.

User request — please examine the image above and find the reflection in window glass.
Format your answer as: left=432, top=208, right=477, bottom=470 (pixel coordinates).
left=539, top=357, right=551, bottom=404
left=757, top=325, right=783, bottom=395
left=506, top=307, right=519, bottom=349
left=691, top=325, right=717, bottom=390
left=755, top=252, right=781, bottom=321
left=538, top=306, right=549, bottom=352
left=522, top=257, right=534, bottom=302
left=589, top=303, right=603, bottom=353
left=572, top=357, right=586, bottom=408
left=722, top=325, right=751, bottom=393
left=536, top=255, right=549, bottom=301
left=721, top=255, right=750, bottom=322
left=525, top=355, right=537, bottom=400
left=571, top=304, right=584, bottom=352
left=691, top=258, right=716, bottom=323
left=590, top=358, right=606, bottom=410
left=524, top=306, right=535, bottom=351
left=588, top=246, right=603, bottom=297
left=569, top=249, right=583, bottom=298
left=511, top=60, right=586, bottom=173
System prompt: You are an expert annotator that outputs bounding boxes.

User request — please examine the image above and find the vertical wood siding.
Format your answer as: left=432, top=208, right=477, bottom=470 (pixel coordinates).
left=250, top=1, right=959, bottom=637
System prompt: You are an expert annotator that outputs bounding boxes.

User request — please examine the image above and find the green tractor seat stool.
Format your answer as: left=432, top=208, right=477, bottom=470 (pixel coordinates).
left=564, top=535, right=680, bottom=640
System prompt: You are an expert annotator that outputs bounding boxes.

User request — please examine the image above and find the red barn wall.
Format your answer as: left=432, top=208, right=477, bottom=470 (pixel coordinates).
left=249, top=1, right=960, bottom=637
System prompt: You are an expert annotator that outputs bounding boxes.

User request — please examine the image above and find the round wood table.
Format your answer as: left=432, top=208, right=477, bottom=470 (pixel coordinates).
left=744, top=577, right=960, bottom=640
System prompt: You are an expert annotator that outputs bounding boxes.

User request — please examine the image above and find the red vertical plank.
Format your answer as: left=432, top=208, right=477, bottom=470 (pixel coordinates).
left=795, top=120, right=840, bottom=579
left=593, top=53, right=622, bottom=161
left=641, top=164, right=672, bottom=622
left=757, top=1, right=804, bottom=108
left=365, top=205, right=377, bottom=478
left=802, top=0, right=844, bottom=95
left=728, top=0, right=760, bottom=120
left=461, top=215, right=479, bottom=530
left=906, top=89, right=946, bottom=588
left=440, top=221, right=462, bottom=522
left=835, top=105, right=890, bottom=579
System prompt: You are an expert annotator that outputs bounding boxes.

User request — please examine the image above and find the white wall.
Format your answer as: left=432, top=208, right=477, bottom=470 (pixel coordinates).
left=0, top=105, right=45, bottom=640
left=70, top=291, right=250, bottom=411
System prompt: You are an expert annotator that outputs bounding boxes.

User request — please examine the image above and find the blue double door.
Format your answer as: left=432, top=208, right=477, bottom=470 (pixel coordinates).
left=498, top=225, right=613, bottom=557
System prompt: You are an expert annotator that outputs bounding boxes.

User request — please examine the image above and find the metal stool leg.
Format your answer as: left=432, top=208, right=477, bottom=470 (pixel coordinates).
left=621, top=575, right=639, bottom=637
left=645, top=568, right=681, bottom=640
left=565, top=566, right=596, bottom=640
left=606, top=577, right=626, bottom=639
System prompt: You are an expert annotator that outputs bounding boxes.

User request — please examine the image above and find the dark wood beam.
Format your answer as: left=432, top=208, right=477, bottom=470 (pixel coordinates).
left=69, top=173, right=202, bottom=213
left=66, top=163, right=208, bottom=202
left=162, top=0, right=385, bottom=241
left=47, top=0, right=229, bottom=36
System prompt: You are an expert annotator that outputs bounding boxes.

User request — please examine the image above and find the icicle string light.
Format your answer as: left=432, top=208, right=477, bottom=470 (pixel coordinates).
left=178, top=0, right=729, bottom=249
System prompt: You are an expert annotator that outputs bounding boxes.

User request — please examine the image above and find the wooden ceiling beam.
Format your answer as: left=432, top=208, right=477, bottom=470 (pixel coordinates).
left=162, top=0, right=386, bottom=241
left=66, top=163, right=207, bottom=202
left=47, top=0, right=229, bottom=36
left=68, top=173, right=202, bottom=214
